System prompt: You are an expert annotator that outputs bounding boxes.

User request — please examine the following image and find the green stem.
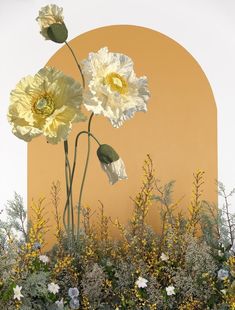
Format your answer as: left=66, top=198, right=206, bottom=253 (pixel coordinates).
left=77, top=113, right=94, bottom=241
left=65, top=41, right=85, bottom=88
left=64, top=130, right=101, bottom=228
left=63, top=140, right=70, bottom=236
left=67, top=152, right=74, bottom=241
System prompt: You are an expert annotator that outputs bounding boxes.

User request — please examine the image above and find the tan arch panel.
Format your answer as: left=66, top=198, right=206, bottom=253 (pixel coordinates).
left=28, top=25, right=217, bottom=248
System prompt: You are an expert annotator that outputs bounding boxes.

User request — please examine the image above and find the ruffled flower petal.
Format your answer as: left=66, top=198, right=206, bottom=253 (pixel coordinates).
left=8, top=67, right=86, bottom=144
left=82, top=47, right=150, bottom=128
left=100, top=158, right=127, bottom=185
left=36, top=4, right=64, bottom=40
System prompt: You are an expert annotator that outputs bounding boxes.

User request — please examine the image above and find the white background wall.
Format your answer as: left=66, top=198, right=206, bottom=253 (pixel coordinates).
left=1, top=0, right=235, bottom=214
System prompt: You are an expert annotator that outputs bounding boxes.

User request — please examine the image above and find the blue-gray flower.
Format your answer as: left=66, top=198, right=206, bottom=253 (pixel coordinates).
left=68, top=287, right=79, bottom=299
left=69, top=298, right=80, bottom=309
left=217, top=269, right=229, bottom=280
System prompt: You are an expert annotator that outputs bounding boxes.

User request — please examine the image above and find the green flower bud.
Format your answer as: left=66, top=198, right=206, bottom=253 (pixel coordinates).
left=97, top=144, right=119, bottom=164
left=47, top=23, right=68, bottom=44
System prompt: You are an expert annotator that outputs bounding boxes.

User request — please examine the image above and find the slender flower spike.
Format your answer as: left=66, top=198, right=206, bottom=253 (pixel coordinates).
left=36, top=4, right=68, bottom=43
left=160, top=252, right=169, bottom=261
left=135, top=276, right=148, bottom=288
left=13, top=285, right=24, bottom=301
left=82, top=47, right=150, bottom=127
left=39, top=255, right=49, bottom=264
left=8, top=66, right=86, bottom=144
left=68, top=287, right=79, bottom=299
left=166, top=285, right=176, bottom=296
left=97, top=144, right=127, bottom=185
left=48, top=282, right=60, bottom=294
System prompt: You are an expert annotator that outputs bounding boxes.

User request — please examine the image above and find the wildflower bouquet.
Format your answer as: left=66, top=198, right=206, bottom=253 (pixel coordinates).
left=1, top=158, right=235, bottom=309
left=1, top=3, right=235, bottom=310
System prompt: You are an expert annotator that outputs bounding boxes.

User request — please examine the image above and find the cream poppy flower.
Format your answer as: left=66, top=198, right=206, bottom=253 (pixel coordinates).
left=8, top=66, right=86, bottom=144
left=36, top=4, right=67, bottom=42
left=82, top=47, right=150, bottom=128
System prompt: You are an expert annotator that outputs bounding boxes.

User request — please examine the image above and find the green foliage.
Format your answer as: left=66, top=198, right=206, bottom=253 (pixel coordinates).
left=0, top=160, right=235, bottom=309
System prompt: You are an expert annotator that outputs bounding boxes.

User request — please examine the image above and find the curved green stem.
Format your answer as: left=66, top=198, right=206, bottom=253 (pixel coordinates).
left=65, top=41, right=85, bottom=88
left=77, top=113, right=94, bottom=240
left=63, top=141, right=70, bottom=235
left=63, top=141, right=75, bottom=244
left=64, top=130, right=101, bottom=226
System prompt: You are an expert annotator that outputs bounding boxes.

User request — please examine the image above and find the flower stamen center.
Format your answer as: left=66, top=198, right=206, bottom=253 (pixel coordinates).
left=33, top=95, right=55, bottom=117
left=104, top=72, right=128, bottom=94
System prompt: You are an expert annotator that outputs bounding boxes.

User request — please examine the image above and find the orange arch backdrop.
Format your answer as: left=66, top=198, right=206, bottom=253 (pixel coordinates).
left=28, top=25, right=217, bottom=247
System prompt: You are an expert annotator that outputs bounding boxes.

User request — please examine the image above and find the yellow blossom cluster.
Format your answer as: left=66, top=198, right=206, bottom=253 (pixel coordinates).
left=53, top=254, right=78, bottom=284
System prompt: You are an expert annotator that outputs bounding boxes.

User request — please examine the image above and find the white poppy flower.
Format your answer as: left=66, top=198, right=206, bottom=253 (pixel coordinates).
left=36, top=4, right=67, bottom=42
left=13, top=285, right=24, bottom=301
left=100, top=158, right=127, bottom=185
left=8, top=66, right=85, bottom=144
left=82, top=47, right=150, bottom=128
left=48, top=282, right=60, bottom=294
left=166, top=285, right=175, bottom=296
left=135, top=276, right=148, bottom=288
left=97, top=144, right=127, bottom=185
left=39, top=255, right=49, bottom=264
left=160, top=252, right=169, bottom=261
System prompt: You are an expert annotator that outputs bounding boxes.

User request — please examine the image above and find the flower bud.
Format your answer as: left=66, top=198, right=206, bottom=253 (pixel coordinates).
left=36, top=4, right=68, bottom=43
left=97, top=144, right=119, bottom=164
left=97, top=144, right=127, bottom=185
left=47, top=23, right=68, bottom=43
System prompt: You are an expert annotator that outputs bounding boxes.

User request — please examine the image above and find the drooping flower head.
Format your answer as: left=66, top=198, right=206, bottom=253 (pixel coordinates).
left=97, top=144, right=127, bottom=185
left=82, top=47, right=150, bottom=128
left=8, top=66, right=86, bottom=144
left=135, top=276, right=148, bottom=288
left=36, top=4, right=68, bottom=43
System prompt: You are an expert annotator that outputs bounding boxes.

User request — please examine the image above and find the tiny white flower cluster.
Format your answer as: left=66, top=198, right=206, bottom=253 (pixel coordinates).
left=39, top=254, right=49, bottom=264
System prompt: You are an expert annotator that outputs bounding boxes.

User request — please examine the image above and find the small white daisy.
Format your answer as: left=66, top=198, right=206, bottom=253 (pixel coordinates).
left=135, top=276, right=148, bottom=288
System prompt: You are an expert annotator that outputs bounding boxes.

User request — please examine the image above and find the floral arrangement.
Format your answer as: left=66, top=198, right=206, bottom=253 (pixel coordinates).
left=1, top=3, right=235, bottom=310
left=8, top=3, right=149, bottom=248
left=0, top=158, right=235, bottom=309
